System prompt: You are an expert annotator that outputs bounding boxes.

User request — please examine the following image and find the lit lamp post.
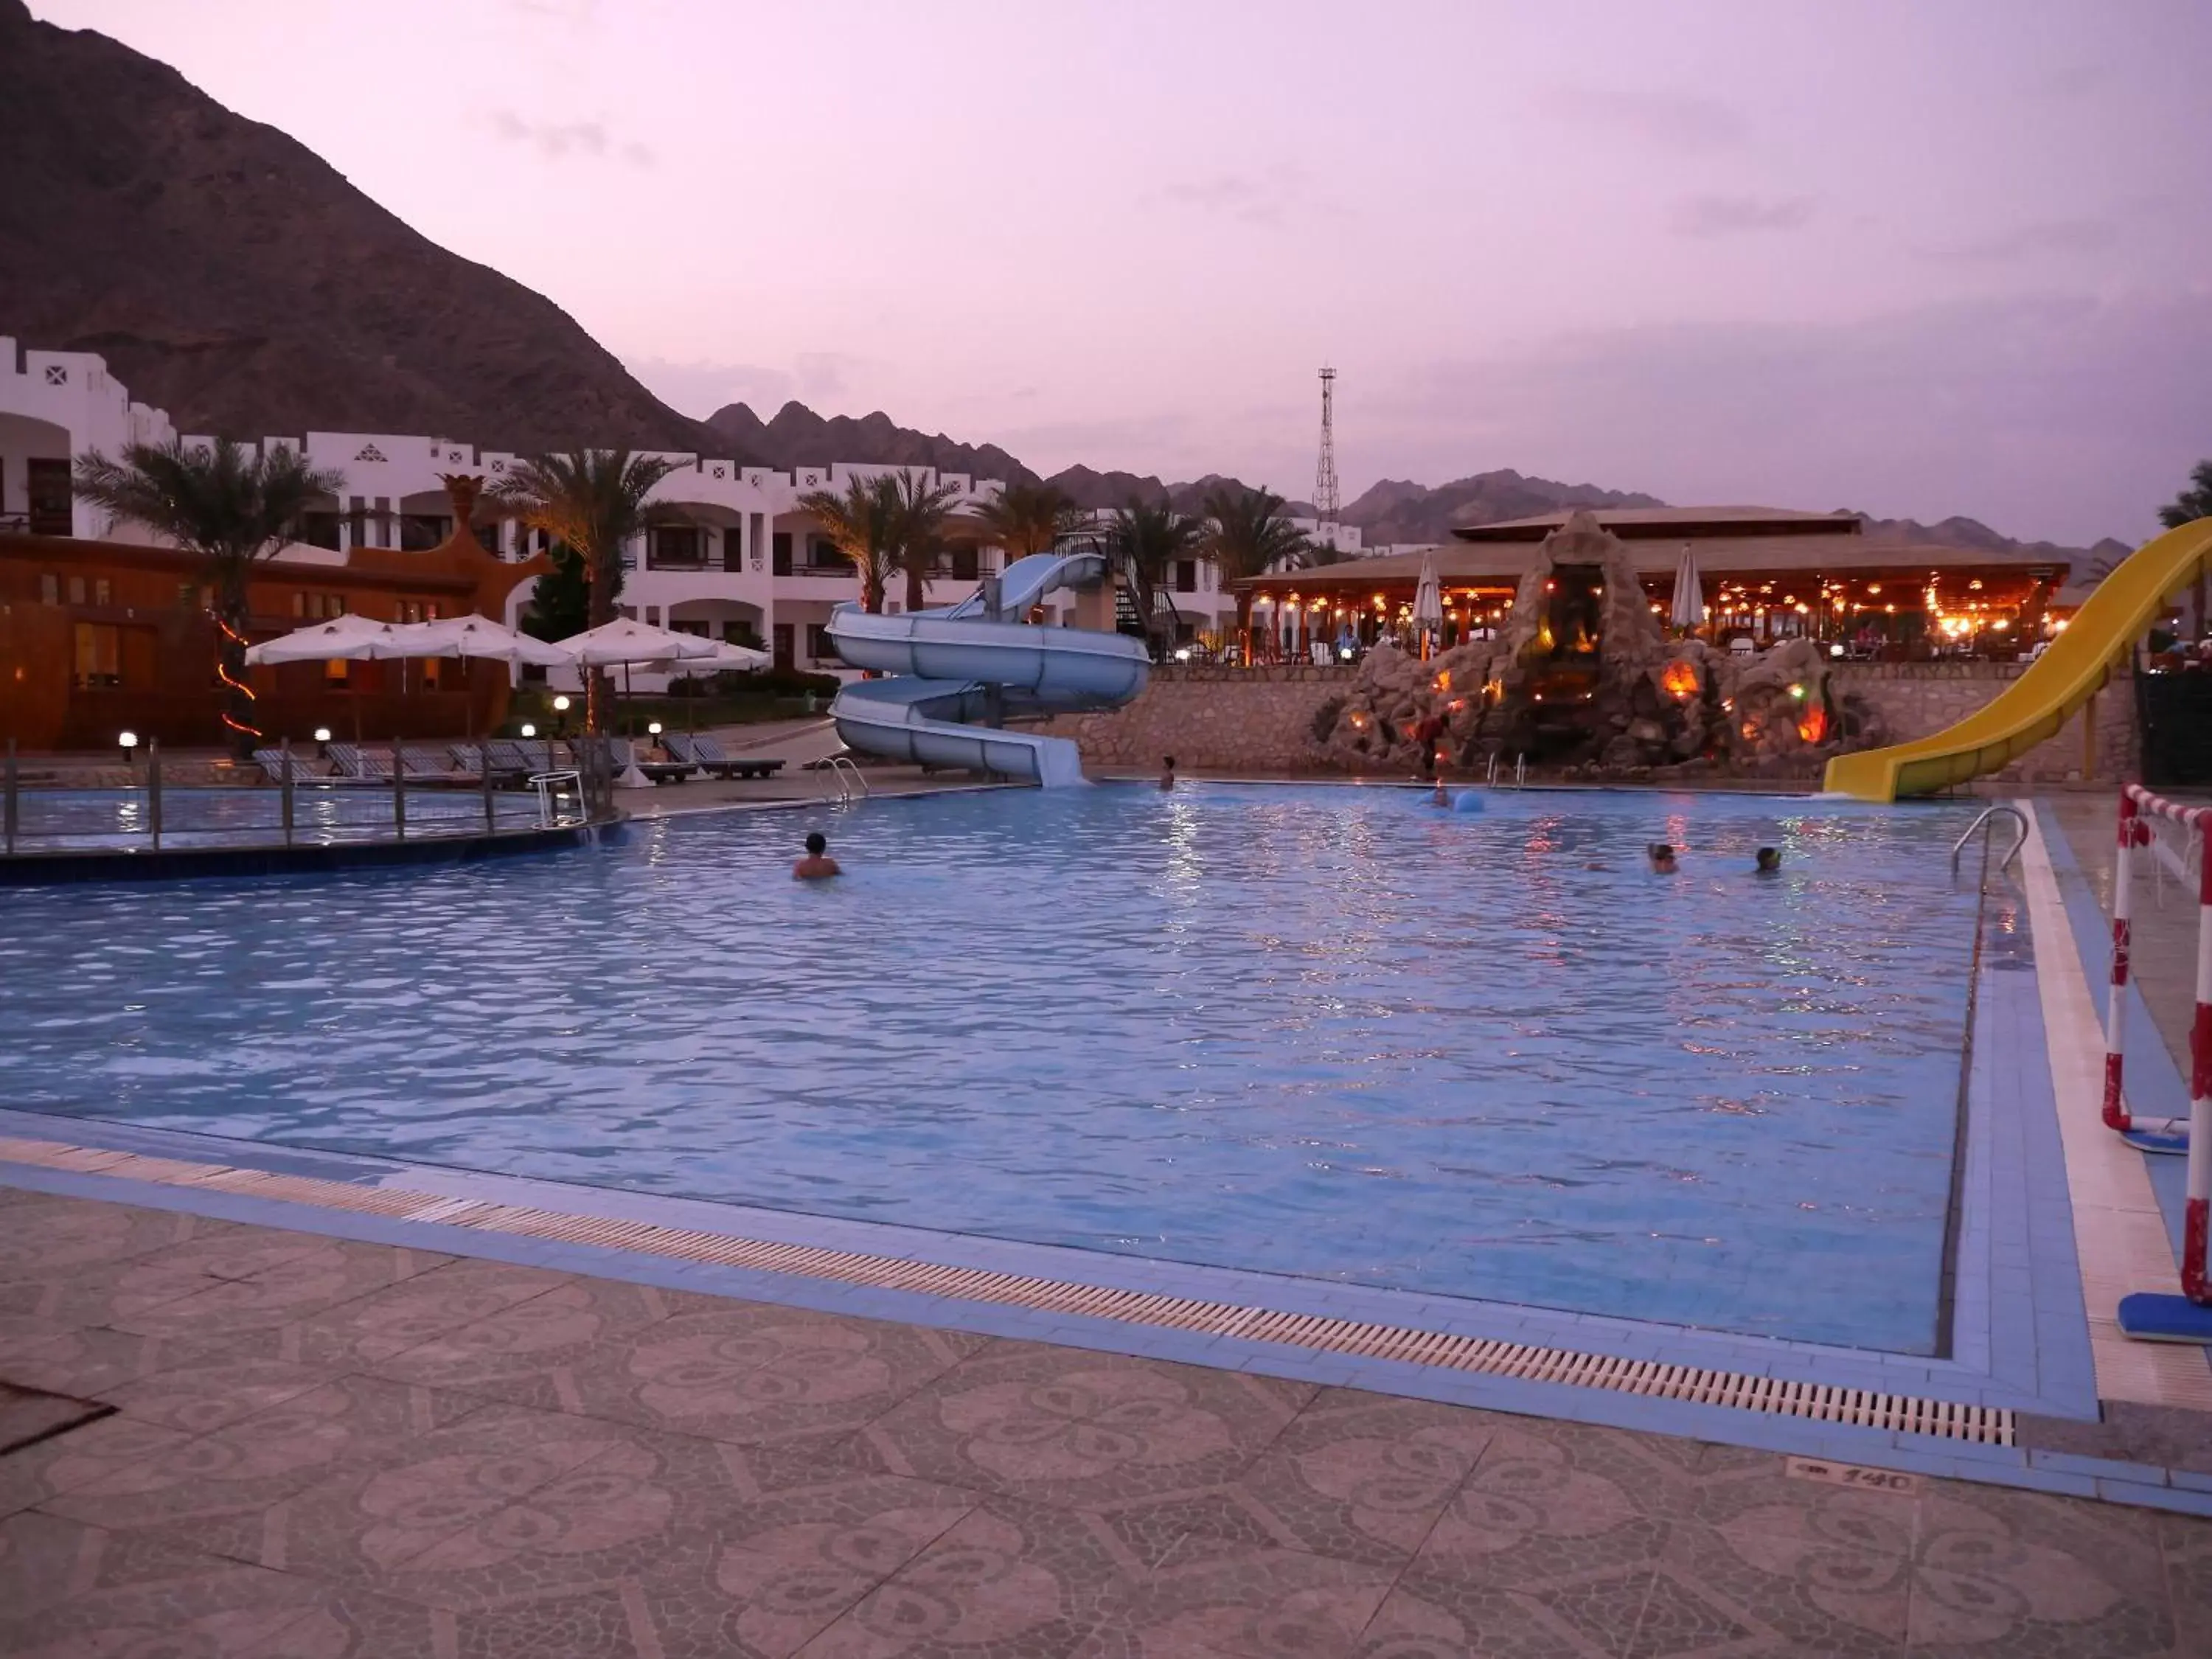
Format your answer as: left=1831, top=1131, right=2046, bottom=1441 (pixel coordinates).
left=552, top=694, right=571, bottom=740
left=313, top=726, right=332, bottom=761
left=118, top=729, right=139, bottom=768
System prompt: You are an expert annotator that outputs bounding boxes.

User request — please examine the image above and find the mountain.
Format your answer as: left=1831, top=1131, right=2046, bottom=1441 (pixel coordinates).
left=0, top=0, right=703, bottom=452
left=1855, top=512, right=2129, bottom=571
left=1340, top=469, right=1668, bottom=546
left=704, top=401, right=1029, bottom=481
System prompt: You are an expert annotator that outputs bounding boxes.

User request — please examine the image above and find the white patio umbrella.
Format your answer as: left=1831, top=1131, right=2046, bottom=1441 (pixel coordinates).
left=1411, top=549, right=1444, bottom=661
left=392, top=613, right=574, bottom=669
left=559, top=619, right=727, bottom=785
left=641, top=638, right=771, bottom=743
left=1669, top=543, right=1708, bottom=632
left=559, top=618, right=725, bottom=666
left=243, top=613, right=414, bottom=742
left=243, top=613, right=411, bottom=665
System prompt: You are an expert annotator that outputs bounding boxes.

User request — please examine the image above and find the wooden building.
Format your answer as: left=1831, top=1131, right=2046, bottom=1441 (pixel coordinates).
left=0, top=512, right=544, bottom=752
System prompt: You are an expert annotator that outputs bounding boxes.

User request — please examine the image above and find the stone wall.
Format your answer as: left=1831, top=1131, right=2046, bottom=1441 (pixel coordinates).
left=1040, top=661, right=2140, bottom=785
left=1830, top=662, right=2138, bottom=787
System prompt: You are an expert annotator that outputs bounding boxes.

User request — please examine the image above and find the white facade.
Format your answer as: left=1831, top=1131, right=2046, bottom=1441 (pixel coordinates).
left=2, top=335, right=1358, bottom=672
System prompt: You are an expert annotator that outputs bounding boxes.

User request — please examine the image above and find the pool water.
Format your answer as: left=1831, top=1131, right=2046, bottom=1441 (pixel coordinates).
left=9, top=787, right=540, bottom=849
left=0, top=785, right=1990, bottom=1352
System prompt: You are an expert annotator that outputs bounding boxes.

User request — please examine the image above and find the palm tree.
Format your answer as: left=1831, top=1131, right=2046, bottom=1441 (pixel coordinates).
left=72, top=437, right=347, bottom=754
left=796, top=473, right=901, bottom=613
left=1108, top=497, right=1203, bottom=657
left=972, top=480, right=1082, bottom=560
left=881, top=470, right=964, bottom=613
left=2159, top=459, right=2212, bottom=636
left=490, top=449, right=687, bottom=732
left=2158, top=459, right=2212, bottom=530
left=1202, top=485, right=1312, bottom=647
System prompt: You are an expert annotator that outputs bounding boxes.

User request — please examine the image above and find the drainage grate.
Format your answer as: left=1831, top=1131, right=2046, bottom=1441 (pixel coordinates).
left=0, top=1135, right=2014, bottom=1446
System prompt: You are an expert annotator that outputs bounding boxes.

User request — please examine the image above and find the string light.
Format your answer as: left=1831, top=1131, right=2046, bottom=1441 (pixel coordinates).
left=211, top=615, right=262, bottom=740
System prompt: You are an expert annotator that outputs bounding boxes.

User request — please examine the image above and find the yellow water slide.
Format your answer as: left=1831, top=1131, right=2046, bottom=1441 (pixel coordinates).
left=1823, top=518, right=2212, bottom=802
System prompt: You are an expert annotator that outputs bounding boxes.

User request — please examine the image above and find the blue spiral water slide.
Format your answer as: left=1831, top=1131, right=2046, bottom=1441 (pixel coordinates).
left=824, top=549, right=1152, bottom=785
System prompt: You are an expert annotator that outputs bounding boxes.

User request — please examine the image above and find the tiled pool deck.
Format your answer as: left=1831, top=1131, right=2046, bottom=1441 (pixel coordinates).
left=4, top=791, right=2212, bottom=1653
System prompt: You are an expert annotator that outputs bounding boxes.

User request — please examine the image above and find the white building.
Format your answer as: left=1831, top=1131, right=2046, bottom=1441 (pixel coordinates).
left=1, top=336, right=1345, bottom=675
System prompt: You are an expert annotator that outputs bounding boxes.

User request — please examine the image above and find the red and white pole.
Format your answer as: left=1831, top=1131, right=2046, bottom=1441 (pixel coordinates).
left=2105, top=787, right=2148, bottom=1132
left=2183, top=833, right=2211, bottom=1304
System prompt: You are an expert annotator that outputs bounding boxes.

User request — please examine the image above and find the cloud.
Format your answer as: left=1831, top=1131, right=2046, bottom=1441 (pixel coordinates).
left=1159, top=173, right=1290, bottom=228
left=1541, top=86, right=1749, bottom=153
left=1918, top=218, right=2119, bottom=262
left=1669, top=194, right=1817, bottom=238
left=487, top=110, right=653, bottom=167
left=1362, top=289, right=2212, bottom=546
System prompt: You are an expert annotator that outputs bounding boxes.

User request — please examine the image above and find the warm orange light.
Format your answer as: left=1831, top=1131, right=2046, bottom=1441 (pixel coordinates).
left=1434, top=670, right=1452, bottom=692
left=1660, top=661, right=1700, bottom=700
left=1797, top=706, right=1829, bottom=745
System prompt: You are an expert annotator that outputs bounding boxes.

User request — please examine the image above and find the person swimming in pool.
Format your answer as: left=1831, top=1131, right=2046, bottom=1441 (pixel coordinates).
left=1647, top=842, right=1678, bottom=873
left=792, top=831, right=841, bottom=880
left=1159, top=755, right=1177, bottom=791
left=1755, top=846, right=1781, bottom=874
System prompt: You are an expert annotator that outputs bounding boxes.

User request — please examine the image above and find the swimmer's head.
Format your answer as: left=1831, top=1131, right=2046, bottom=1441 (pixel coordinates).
left=1756, top=846, right=1781, bottom=872
left=805, top=832, right=827, bottom=856
left=1647, top=842, right=1677, bottom=869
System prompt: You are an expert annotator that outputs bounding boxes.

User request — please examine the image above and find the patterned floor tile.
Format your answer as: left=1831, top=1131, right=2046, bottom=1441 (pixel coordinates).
left=1077, top=1540, right=1400, bottom=1659
left=0, top=1508, right=324, bottom=1658
left=108, top=1238, right=457, bottom=1343
left=212, top=1256, right=574, bottom=1370
left=1349, top=1577, right=1624, bottom=1658
left=1904, top=1481, right=2175, bottom=1655
left=1406, top=1418, right=1686, bottom=1587
left=0, top=1321, right=223, bottom=1400
left=0, top=1380, right=105, bottom=1453
left=1164, top=1386, right=1498, bottom=1568
left=159, top=1401, right=653, bottom=1593
left=0, top=1194, right=240, bottom=1283
left=860, top=1345, right=1314, bottom=1512
left=102, top=1352, right=343, bottom=1436
left=384, top=1418, right=976, bottom=1619
left=0, top=1251, right=232, bottom=1341
left=41, top=1373, right=484, bottom=1531
left=0, top=1410, right=196, bottom=1518
left=1647, top=1509, right=1906, bottom=1655
left=369, top=1274, right=682, bottom=1394
left=2167, top=1512, right=2212, bottom=1657
left=794, top=1496, right=1151, bottom=1658
left=456, top=1298, right=990, bottom=1447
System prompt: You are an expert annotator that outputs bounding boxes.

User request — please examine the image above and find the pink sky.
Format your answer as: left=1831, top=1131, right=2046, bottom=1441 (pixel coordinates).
left=32, top=0, right=2212, bottom=544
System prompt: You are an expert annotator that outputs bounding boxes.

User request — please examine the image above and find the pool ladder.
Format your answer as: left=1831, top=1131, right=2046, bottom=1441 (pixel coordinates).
left=1483, top=753, right=1528, bottom=787
left=818, top=753, right=870, bottom=807
left=1950, top=804, right=2028, bottom=876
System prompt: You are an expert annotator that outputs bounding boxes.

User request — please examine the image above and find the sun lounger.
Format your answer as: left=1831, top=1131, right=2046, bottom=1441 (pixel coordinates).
left=400, top=743, right=477, bottom=785
left=251, top=747, right=335, bottom=782
left=325, top=742, right=394, bottom=782
left=577, top=736, right=692, bottom=786
left=667, top=733, right=785, bottom=780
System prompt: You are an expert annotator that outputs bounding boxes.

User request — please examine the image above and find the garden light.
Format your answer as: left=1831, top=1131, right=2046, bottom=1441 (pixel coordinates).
left=520, top=723, right=537, bottom=737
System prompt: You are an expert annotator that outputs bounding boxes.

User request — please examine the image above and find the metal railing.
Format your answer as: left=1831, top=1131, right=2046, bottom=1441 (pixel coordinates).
left=0, top=734, right=591, bottom=859
left=817, top=753, right=870, bottom=806
left=1950, top=804, right=2028, bottom=876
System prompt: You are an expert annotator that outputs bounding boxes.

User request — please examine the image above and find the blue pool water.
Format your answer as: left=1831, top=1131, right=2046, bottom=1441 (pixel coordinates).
left=0, top=785, right=1991, bottom=1352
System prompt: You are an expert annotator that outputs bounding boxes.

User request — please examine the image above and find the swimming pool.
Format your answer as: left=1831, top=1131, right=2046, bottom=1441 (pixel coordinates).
left=0, top=784, right=1989, bottom=1352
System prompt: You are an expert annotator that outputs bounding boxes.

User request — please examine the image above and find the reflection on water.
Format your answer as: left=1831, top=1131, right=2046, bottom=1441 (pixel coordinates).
left=0, top=784, right=1987, bottom=1351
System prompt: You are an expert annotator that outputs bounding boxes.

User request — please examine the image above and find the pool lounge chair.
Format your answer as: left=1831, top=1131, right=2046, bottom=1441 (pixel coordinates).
left=667, top=733, right=785, bottom=780
left=400, top=743, right=477, bottom=785
left=251, top=747, right=335, bottom=783
left=577, top=736, right=693, bottom=786
left=325, top=742, right=395, bottom=782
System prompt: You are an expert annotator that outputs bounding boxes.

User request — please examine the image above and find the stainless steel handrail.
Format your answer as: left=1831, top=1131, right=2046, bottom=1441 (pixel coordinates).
left=1950, top=804, right=2028, bottom=875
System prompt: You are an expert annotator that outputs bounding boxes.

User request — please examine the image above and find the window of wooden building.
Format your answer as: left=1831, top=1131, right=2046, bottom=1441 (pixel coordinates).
left=73, top=622, right=121, bottom=689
